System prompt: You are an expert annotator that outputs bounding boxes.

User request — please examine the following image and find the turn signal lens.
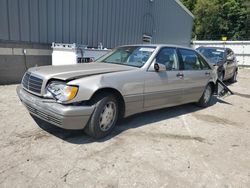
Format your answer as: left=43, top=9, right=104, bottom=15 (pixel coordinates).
left=65, top=86, right=78, bottom=101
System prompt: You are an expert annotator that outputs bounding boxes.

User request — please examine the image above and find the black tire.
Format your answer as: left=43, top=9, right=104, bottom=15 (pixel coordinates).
left=196, top=84, right=213, bottom=108
left=218, top=71, right=224, bottom=81
left=228, top=70, right=237, bottom=83
left=84, top=94, right=118, bottom=139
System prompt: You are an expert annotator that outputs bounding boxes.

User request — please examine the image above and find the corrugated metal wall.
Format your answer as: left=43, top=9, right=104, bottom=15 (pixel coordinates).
left=0, top=0, right=193, bottom=48
left=152, top=0, right=193, bottom=46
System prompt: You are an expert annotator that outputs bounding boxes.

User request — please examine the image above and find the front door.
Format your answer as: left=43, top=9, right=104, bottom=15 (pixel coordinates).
left=144, top=47, right=185, bottom=109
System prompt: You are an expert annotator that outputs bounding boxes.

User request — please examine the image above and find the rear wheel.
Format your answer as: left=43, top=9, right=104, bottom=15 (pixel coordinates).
left=196, top=84, right=213, bottom=107
left=229, top=70, right=237, bottom=83
left=84, top=94, right=118, bottom=139
left=218, top=71, right=224, bottom=81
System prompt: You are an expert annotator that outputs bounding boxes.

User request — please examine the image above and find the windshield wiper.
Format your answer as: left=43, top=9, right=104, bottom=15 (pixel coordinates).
left=104, top=61, right=140, bottom=68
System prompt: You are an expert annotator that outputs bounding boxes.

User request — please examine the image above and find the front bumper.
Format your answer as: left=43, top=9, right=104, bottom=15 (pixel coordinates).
left=17, top=85, right=95, bottom=130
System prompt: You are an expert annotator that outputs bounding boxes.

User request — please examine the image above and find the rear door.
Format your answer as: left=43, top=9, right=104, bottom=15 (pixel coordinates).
left=178, top=48, right=212, bottom=103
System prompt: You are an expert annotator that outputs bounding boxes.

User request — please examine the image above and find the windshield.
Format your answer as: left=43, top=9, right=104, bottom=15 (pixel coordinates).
left=197, top=48, right=225, bottom=60
left=96, top=46, right=156, bottom=68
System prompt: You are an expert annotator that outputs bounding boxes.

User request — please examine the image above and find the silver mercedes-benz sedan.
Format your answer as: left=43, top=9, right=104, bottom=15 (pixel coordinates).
left=17, top=44, right=217, bottom=138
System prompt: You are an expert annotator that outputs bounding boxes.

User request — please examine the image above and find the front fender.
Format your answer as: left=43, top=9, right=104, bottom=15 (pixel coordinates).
left=66, top=75, right=119, bottom=103
left=66, top=69, right=144, bottom=104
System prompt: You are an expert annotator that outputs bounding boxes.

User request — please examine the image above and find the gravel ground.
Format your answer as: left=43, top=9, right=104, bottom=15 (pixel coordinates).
left=0, top=69, right=250, bottom=188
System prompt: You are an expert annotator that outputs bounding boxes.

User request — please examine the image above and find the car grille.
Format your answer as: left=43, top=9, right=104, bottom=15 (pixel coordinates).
left=24, top=103, right=63, bottom=126
left=22, top=72, right=43, bottom=94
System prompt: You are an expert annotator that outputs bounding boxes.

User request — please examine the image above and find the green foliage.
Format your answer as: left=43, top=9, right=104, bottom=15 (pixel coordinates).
left=180, top=0, right=197, bottom=12
left=181, top=0, right=250, bottom=40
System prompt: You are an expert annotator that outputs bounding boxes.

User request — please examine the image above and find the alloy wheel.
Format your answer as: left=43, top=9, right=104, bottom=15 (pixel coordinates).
left=99, top=101, right=117, bottom=131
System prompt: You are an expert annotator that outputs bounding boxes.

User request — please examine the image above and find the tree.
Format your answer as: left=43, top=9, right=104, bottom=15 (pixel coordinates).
left=243, top=0, right=250, bottom=38
left=218, top=0, right=248, bottom=40
left=180, top=0, right=197, bottom=13
left=181, top=0, right=249, bottom=40
left=193, top=0, right=220, bottom=40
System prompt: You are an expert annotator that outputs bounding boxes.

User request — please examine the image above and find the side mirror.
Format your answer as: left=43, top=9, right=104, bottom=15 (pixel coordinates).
left=227, top=55, right=234, bottom=61
left=154, top=62, right=166, bottom=72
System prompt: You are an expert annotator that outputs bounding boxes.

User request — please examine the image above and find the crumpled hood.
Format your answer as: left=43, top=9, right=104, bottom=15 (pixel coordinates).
left=28, top=63, right=136, bottom=81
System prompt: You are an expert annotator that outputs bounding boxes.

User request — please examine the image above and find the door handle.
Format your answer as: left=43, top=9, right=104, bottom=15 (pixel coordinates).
left=176, top=72, right=184, bottom=78
left=205, top=72, right=210, bottom=76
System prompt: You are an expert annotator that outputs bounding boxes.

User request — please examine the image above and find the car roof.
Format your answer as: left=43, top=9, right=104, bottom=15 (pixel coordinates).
left=197, top=46, right=230, bottom=51
left=119, top=44, right=194, bottom=51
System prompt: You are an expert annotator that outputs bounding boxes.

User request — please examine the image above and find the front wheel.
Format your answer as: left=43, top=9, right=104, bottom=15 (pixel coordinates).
left=196, top=84, right=213, bottom=107
left=84, top=94, right=118, bottom=139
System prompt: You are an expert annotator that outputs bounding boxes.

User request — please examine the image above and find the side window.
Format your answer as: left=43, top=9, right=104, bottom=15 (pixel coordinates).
left=155, top=48, right=179, bottom=70
left=179, top=49, right=203, bottom=70
left=198, top=54, right=211, bottom=70
left=227, top=49, right=234, bottom=60
left=227, top=49, right=233, bottom=56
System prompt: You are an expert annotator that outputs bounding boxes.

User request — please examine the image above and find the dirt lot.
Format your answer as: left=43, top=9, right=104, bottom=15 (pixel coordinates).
left=0, top=69, right=250, bottom=188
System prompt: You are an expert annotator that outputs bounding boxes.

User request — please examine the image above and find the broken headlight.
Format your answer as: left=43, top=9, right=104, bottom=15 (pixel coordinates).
left=45, top=82, right=78, bottom=103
